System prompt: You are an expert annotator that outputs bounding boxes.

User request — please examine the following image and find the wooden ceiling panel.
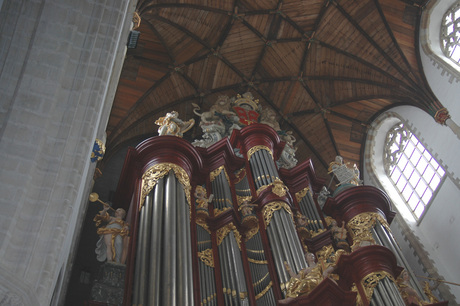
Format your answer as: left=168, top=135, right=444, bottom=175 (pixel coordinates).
left=260, top=42, right=305, bottom=77
left=106, top=0, right=440, bottom=179
left=281, top=0, right=324, bottom=31
left=238, top=0, right=278, bottom=12
left=220, top=22, right=265, bottom=78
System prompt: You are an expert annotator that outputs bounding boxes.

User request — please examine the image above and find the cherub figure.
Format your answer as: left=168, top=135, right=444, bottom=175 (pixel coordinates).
left=240, top=200, right=257, bottom=217
left=94, top=205, right=129, bottom=264
left=155, top=111, right=195, bottom=137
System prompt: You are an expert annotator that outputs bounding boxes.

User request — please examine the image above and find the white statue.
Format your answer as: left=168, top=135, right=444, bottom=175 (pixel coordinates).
left=155, top=111, right=195, bottom=137
left=94, top=205, right=129, bottom=264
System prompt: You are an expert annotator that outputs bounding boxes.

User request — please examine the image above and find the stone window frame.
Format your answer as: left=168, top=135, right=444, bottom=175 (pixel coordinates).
left=440, top=1, right=460, bottom=65
left=383, top=122, right=446, bottom=222
left=421, top=0, right=460, bottom=83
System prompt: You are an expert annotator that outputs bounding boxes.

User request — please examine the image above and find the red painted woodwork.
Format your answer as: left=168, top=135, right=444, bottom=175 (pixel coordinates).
left=335, top=245, right=401, bottom=305
left=279, top=159, right=326, bottom=195
left=277, top=278, right=357, bottom=306
left=323, top=186, right=396, bottom=224
left=230, top=123, right=285, bottom=161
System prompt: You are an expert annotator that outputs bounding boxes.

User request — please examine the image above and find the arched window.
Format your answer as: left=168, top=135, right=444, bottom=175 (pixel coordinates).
left=383, top=123, right=446, bottom=221
left=441, top=1, right=460, bottom=65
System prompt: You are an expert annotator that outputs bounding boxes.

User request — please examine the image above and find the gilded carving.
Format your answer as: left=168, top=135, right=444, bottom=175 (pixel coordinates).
left=209, top=165, right=230, bottom=184
left=361, top=271, right=395, bottom=303
left=348, top=212, right=380, bottom=251
left=262, top=201, right=293, bottom=228
left=295, top=187, right=310, bottom=203
left=272, top=179, right=289, bottom=197
left=216, top=223, right=242, bottom=249
left=197, top=248, right=214, bottom=268
left=351, top=283, right=364, bottom=306
left=141, top=163, right=191, bottom=209
left=213, top=207, right=231, bottom=216
left=255, top=281, right=273, bottom=300
left=247, top=145, right=273, bottom=161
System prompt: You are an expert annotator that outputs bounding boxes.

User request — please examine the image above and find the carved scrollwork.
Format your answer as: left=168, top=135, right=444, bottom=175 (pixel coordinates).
left=361, top=271, right=395, bottom=303
left=216, top=223, right=242, bottom=249
left=262, top=201, right=293, bottom=228
left=247, top=145, right=273, bottom=161
left=197, top=248, right=214, bottom=268
left=141, top=163, right=191, bottom=209
left=295, top=187, right=310, bottom=203
left=209, top=165, right=230, bottom=184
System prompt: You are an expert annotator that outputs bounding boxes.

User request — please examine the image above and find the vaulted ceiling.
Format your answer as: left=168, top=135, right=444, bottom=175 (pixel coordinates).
left=105, top=0, right=442, bottom=180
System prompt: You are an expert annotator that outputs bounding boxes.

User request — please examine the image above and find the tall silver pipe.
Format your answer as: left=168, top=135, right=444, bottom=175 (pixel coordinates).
left=229, top=233, right=248, bottom=304
left=266, top=223, right=288, bottom=284
left=132, top=196, right=146, bottom=305
left=253, top=155, right=268, bottom=186
left=259, top=150, right=277, bottom=182
left=218, top=242, right=231, bottom=305
left=162, top=171, right=177, bottom=305
left=176, top=183, right=188, bottom=305
left=272, top=211, right=297, bottom=271
left=375, top=222, right=426, bottom=299
left=255, top=151, right=270, bottom=184
left=184, top=200, right=194, bottom=306
left=382, top=278, right=405, bottom=305
left=148, top=177, right=165, bottom=305
left=139, top=193, right=153, bottom=304
left=277, top=209, right=304, bottom=271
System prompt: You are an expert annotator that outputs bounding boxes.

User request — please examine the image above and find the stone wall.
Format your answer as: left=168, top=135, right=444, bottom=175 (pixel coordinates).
left=0, top=0, right=136, bottom=304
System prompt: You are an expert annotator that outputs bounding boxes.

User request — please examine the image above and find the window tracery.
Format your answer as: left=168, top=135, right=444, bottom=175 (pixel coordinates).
left=384, top=123, right=445, bottom=220
left=441, top=1, right=460, bottom=65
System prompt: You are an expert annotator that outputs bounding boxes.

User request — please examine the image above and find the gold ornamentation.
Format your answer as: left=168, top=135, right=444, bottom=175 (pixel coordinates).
left=198, top=248, right=214, bottom=268
left=141, top=163, right=191, bottom=209
left=247, top=145, right=273, bottom=160
left=256, top=179, right=289, bottom=197
left=351, top=283, right=364, bottom=306
left=216, top=223, right=242, bottom=249
left=348, top=212, right=379, bottom=250
left=209, top=165, right=231, bottom=184
left=434, top=107, right=450, bottom=125
left=248, top=258, right=268, bottom=265
left=255, top=281, right=273, bottom=300
left=361, top=271, right=395, bottom=303
left=196, top=220, right=211, bottom=234
left=213, top=207, right=231, bottom=216
left=244, top=222, right=259, bottom=242
left=256, top=185, right=269, bottom=195
left=295, top=187, right=310, bottom=203
left=237, top=195, right=253, bottom=205
left=234, top=168, right=246, bottom=184
left=262, top=201, right=293, bottom=228
left=132, top=11, right=141, bottom=29
left=272, top=179, right=289, bottom=197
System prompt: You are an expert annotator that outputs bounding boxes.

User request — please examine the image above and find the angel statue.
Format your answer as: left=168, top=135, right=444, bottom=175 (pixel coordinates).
left=155, top=111, right=195, bottom=138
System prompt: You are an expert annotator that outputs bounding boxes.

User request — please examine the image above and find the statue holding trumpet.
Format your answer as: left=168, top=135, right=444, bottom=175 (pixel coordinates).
left=90, top=193, right=129, bottom=264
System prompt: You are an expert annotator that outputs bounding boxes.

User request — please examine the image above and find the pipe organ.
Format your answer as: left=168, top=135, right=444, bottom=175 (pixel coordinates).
left=112, top=96, right=446, bottom=306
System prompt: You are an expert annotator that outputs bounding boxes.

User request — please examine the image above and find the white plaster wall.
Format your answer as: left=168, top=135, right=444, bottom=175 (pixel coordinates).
left=363, top=2, right=460, bottom=300
left=0, top=0, right=136, bottom=305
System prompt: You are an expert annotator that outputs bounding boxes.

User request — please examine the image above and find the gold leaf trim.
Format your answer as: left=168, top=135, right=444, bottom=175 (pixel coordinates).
left=262, top=201, right=293, bottom=228
left=361, top=271, right=395, bottom=303
left=198, top=248, right=214, bottom=268
left=247, top=145, right=273, bottom=160
left=255, top=281, right=273, bottom=300
left=141, top=163, right=191, bottom=209
left=209, top=165, right=230, bottom=184
left=216, top=223, right=242, bottom=249
left=295, top=187, right=310, bottom=203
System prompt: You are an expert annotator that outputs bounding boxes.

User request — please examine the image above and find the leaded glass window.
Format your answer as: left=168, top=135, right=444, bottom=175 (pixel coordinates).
left=441, top=1, right=460, bottom=65
left=384, top=123, right=445, bottom=220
